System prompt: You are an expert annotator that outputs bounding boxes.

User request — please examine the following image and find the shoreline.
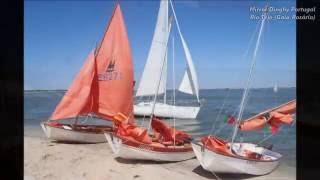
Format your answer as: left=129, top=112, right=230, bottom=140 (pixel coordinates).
left=24, top=136, right=296, bottom=180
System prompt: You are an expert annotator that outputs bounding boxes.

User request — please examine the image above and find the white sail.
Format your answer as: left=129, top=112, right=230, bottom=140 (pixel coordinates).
left=170, top=0, right=200, bottom=102
left=136, top=0, right=169, bottom=97
left=179, top=70, right=194, bottom=95
left=273, top=83, right=278, bottom=93
left=178, top=36, right=199, bottom=100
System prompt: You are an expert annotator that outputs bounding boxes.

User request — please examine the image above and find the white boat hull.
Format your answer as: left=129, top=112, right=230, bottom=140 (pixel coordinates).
left=191, top=141, right=281, bottom=175
left=134, top=102, right=200, bottom=119
left=105, top=133, right=195, bottom=161
left=41, top=122, right=110, bottom=143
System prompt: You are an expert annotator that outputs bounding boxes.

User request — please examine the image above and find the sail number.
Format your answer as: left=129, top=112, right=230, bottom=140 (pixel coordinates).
left=98, top=72, right=123, bottom=81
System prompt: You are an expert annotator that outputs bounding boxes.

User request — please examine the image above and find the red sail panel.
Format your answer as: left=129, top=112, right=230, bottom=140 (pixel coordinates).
left=93, top=3, right=134, bottom=123
left=50, top=50, right=96, bottom=120
left=201, top=136, right=233, bottom=156
left=272, top=100, right=296, bottom=114
left=239, top=117, right=267, bottom=131
left=50, top=3, right=135, bottom=124
left=113, top=113, right=151, bottom=144
left=116, top=123, right=152, bottom=144
left=151, top=117, right=192, bottom=145
left=239, top=100, right=296, bottom=132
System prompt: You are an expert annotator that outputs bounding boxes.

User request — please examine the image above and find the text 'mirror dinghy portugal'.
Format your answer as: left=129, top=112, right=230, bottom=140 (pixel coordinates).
left=41, top=3, right=135, bottom=144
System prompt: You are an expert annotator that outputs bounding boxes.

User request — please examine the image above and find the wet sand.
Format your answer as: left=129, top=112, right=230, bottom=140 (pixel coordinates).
left=24, top=136, right=295, bottom=180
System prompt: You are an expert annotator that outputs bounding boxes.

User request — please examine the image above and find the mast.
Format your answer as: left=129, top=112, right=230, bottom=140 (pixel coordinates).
left=163, top=40, right=168, bottom=105
left=230, top=5, right=269, bottom=147
left=147, top=16, right=173, bottom=132
left=172, top=35, right=176, bottom=146
left=163, top=9, right=170, bottom=105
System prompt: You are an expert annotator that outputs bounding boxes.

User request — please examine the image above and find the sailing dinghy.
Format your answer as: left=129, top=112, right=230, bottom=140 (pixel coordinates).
left=105, top=0, right=195, bottom=161
left=105, top=115, right=195, bottom=161
left=134, top=0, right=201, bottom=119
left=192, top=6, right=296, bottom=175
left=192, top=100, right=296, bottom=175
left=41, top=3, right=135, bottom=143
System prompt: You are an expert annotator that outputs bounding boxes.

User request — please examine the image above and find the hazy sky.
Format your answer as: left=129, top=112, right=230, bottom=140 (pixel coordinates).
left=25, top=0, right=296, bottom=90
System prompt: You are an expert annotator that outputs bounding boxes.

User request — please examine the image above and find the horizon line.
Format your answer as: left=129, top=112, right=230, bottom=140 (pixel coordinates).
left=24, top=86, right=296, bottom=91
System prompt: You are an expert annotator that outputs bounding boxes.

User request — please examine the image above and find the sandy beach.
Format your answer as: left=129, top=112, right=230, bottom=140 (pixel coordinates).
left=24, top=136, right=295, bottom=180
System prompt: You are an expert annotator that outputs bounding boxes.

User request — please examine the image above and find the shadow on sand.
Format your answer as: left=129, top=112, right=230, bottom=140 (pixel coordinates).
left=114, top=157, right=185, bottom=165
left=49, top=140, right=105, bottom=145
left=114, top=157, right=197, bottom=165
left=192, top=165, right=259, bottom=179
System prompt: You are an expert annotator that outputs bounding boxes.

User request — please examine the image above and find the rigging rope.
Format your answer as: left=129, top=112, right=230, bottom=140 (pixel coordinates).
left=208, top=19, right=261, bottom=139
left=215, top=105, right=239, bottom=137
left=208, top=89, right=231, bottom=136
left=172, top=34, right=176, bottom=147
left=140, top=95, right=152, bottom=128
left=230, top=8, right=268, bottom=147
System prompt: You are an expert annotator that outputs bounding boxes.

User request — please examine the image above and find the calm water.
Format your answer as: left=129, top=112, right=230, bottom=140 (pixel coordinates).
left=24, top=88, right=296, bottom=167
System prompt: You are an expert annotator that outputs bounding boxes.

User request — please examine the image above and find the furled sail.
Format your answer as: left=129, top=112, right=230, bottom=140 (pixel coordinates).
left=50, top=3, right=135, bottom=124
left=136, top=0, right=169, bottom=97
left=170, top=1, right=200, bottom=102
left=239, top=99, right=296, bottom=132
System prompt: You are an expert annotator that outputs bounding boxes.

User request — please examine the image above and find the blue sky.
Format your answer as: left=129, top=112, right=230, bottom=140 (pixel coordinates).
left=25, top=0, right=296, bottom=90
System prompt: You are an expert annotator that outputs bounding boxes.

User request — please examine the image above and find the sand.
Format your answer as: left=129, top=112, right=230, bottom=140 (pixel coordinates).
left=24, top=136, right=296, bottom=180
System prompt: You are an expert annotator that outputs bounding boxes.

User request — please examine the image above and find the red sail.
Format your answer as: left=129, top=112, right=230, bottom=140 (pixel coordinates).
left=50, top=50, right=96, bottom=120
left=201, top=136, right=233, bottom=156
left=239, top=99, right=296, bottom=132
left=92, top=3, right=134, bottom=123
left=112, top=113, right=152, bottom=144
left=50, top=3, right=135, bottom=124
left=151, top=117, right=192, bottom=145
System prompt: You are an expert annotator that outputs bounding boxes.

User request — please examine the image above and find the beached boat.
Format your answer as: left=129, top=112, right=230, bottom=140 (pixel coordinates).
left=41, top=2, right=135, bottom=143
left=192, top=100, right=296, bottom=175
left=134, top=0, right=200, bottom=119
left=105, top=0, right=195, bottom=161
left=105, top=115, right=195, bottom=161
left=192, top=6, right=296, bottom=175
left=41, top=120, right=112, bottom=143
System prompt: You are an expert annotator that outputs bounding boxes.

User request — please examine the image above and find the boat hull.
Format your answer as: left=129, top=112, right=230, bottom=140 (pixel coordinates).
left=191, top=141, right=281, bottom=175
left=105, top=133, right=195, bottom=161
left=41, top=122, right=112, bottom=143
left=134, top=102, right=200, bottom=119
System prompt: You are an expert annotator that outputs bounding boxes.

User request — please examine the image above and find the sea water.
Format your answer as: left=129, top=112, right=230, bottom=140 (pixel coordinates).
left=24, top=88, right=296, bottom=167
